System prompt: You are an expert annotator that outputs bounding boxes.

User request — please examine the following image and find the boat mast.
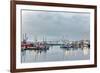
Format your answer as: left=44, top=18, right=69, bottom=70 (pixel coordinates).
left=34, top=36, right=37, bottom=43
left=23, top=33, right=28, bottom=43
left=43, top=36, right=46, bottom=43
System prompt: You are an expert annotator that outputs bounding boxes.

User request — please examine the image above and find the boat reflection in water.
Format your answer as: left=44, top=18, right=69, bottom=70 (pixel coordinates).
left=21, top=46, right=90, bottom=63
left=61, top=47, right=90, bottom=57
left=82, top=47, right=90, bottom=55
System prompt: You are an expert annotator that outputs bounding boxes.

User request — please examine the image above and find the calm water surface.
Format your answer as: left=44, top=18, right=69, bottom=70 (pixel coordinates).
left=21, top=46, right=90, bottom=63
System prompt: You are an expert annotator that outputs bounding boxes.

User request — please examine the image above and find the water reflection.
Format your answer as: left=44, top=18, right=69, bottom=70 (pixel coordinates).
left=82, top=47, right=89, bottom=55
left=21, top=46, right=90, bottom=63
left=61, top=47, right=89, bottom=56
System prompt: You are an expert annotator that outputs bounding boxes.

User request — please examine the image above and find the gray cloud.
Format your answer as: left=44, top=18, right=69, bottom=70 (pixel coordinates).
left=21, top=10, right=90, bottom=41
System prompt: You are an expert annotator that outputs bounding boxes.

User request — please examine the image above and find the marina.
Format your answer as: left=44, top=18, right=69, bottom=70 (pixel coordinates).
left=21, top=34, right=90, bottom=63
left=21, top=10, right=91, bottom=63
left=21, top=34, right=90, bottom=51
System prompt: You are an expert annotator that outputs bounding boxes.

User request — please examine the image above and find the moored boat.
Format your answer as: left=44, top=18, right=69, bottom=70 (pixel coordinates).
left=60, top=44, right=72, bottom=48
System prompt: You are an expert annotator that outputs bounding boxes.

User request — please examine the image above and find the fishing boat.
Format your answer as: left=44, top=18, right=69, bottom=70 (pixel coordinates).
left=21, top=42, right=49, bottom=50
left=21, top=34, right=49, bottom=50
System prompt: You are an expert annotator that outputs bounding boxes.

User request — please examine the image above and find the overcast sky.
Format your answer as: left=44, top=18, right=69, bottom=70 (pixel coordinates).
left=21, top=10, right=90, bottom=42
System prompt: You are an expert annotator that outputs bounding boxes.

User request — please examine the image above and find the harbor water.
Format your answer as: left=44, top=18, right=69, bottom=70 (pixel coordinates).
left=21, top=46, right=90, bottom=63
